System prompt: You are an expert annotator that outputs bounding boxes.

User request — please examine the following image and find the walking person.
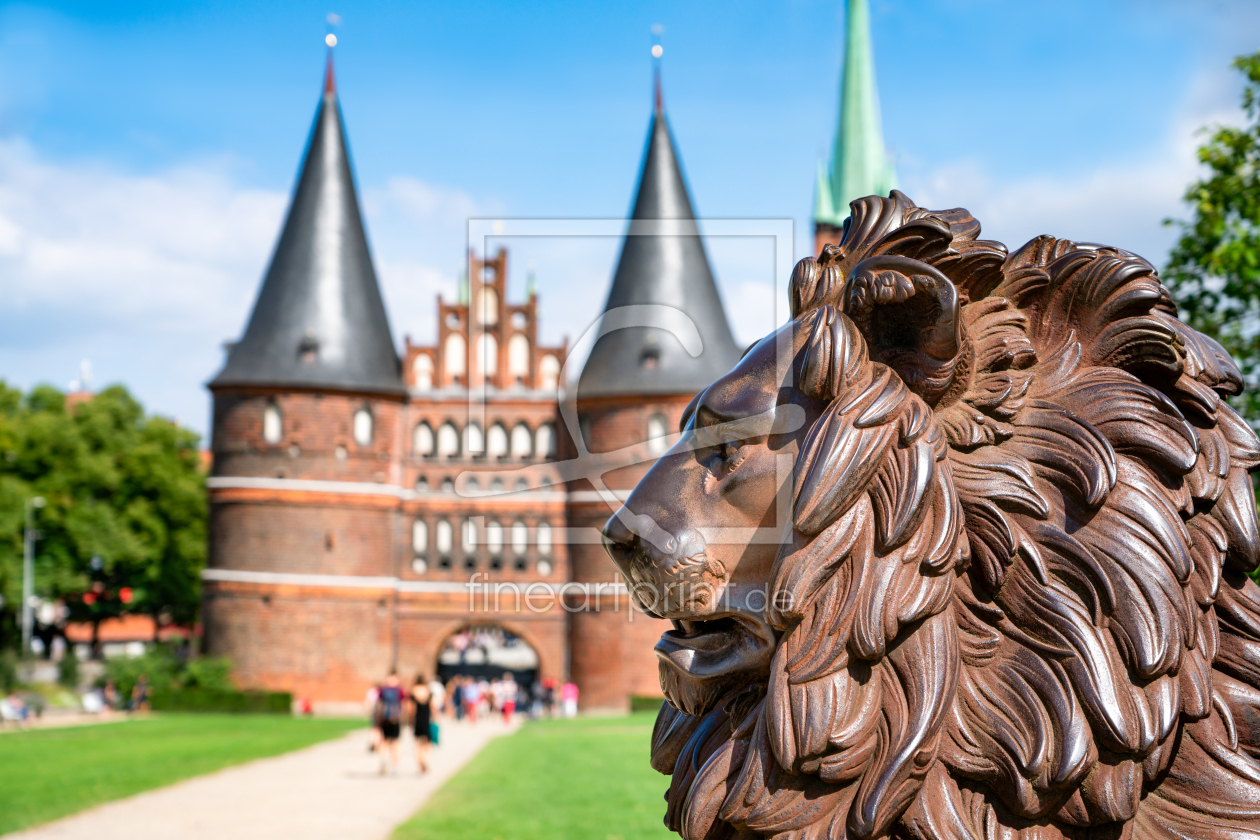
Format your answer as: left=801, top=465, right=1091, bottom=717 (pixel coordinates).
left=561, top=680, right=579, bottom=718
left=375, top=672, right=405, bottom=775
left=130, top=674, right=151, bottom=713
left=462, top=677, right=482, bottom=724
left=456, top=675, right=471, bottom=725
left=500, top=672, right=517, bottom=724
left=410, top=675, right=434, bottom=774
left=428, top=675, right=447, bottom=720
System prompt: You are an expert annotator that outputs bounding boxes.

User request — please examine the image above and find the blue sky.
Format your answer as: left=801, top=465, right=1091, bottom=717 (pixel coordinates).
left=0, top=0, right=1256, bottom=435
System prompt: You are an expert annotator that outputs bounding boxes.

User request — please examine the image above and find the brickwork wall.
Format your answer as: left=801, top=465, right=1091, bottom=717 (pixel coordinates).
left=569, top=596, right=669, bottom=711
left=202, top=582, right=394, bottom=702
left=209, top=500, right=399, bottom=578
left=212, top=390, right=405, bottom=485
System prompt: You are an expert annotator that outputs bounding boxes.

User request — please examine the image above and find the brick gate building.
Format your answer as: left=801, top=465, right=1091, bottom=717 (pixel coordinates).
left=202, top=52, right=741, bottom=711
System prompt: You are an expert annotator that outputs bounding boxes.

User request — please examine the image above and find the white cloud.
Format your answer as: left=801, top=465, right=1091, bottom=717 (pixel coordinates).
left=0, top=145, right=487, bottom=435
left=903, top=67, right=1244, bottom=270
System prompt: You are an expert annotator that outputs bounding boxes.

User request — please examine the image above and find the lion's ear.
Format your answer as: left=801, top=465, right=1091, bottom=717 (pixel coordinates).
left=841, top=255, right=965, bottom=407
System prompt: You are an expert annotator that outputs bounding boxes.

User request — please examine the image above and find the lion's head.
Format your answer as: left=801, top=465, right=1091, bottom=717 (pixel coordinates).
left=603, top=191, right=1260, bottom=840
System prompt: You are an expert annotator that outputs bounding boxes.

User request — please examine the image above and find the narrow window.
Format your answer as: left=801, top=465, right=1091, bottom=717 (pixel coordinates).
left=413, top=421, right=434, bottom=456
left=511, top=521, right=528, bottom=556
left=437, top=422, right=459, bottom=458
left=539, top=354, right=560, bottom=391
left=444, top=333, right=466, bottom=378
left=353, top=408, right=373, bottom=446
left=508, top=334, right=530, bottom=379
left=510, top=423, right=532, bottom=459
left=262, top=401, right=283, bottom=444
left=487, top=521, right=504, bottom=555
left=412, top=519, right=428, bottom=553
left=535, top=423, right=556, bottom=459
left=436, top=519, right=453, bottom=554
left=537, top=521, right=552, bottom=556
left=464, top=422, right=483, bottom=456
left=646, top=412, right=669, bottom=456
left=462, top=519, right=478, bottom=553
left=487, top=423, right=509, bottom=459
left=413, top=354, right=434, bottom=390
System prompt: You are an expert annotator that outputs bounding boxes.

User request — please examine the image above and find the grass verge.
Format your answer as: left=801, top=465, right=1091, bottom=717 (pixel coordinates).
left=0, top=713, right=362, bottom=834
left=393, top=711, right=674, bottom=840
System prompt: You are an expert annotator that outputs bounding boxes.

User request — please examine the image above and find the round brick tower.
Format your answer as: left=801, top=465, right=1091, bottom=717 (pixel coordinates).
left=566, top=70, right=742, bottom=711
left=203, top=52, right=407, bottom=703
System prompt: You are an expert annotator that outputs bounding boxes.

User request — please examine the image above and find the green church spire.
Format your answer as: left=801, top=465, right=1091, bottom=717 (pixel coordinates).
left=815, top=0, right=895, bottom=229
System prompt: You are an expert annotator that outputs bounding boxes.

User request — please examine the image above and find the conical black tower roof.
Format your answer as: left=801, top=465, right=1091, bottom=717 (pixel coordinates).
left=577, top=79, right=741, bottom=400
left=210, top=54, right=403, bottom=396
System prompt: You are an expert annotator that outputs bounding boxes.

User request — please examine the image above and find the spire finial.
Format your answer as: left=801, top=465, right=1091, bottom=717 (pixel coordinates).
left=651, top=24, right=664, bottom=114
left=324, top=13, right=340, bottom=95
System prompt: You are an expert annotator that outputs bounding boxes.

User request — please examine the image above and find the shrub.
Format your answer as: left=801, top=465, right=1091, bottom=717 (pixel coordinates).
left=150, top=688, right=291, bottom=714
left=57, top=654, right=79, bottom=690
left=0, top=651, right=18, bottom=694
left=629, top=694, right=664, bottom=713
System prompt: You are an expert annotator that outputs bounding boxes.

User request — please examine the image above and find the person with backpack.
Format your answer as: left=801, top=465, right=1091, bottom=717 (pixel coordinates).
left=375, top=672, right=405, bottom=775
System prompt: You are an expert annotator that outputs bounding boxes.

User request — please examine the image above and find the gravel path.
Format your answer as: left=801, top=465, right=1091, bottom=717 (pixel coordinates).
left=5, top=718, right=516, bottom=840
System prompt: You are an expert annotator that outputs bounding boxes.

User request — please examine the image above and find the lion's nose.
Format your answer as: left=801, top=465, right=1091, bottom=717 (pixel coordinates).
left=601, top=510, right=639, bottom=574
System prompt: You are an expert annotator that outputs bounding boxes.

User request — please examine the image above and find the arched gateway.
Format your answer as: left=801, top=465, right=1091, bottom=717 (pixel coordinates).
left=436, top=624, right=539, bottom=686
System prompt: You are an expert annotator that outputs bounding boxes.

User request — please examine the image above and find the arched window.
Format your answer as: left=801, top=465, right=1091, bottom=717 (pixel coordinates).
left=539, top=354, right=560, bottom=391
left=537, top=521, right=552, bottom=556
left=490, top=477, right=504, bottom=493
left=508, top=334, right=530, bottom=379
left=462, top=519, right=478, bottom=553
left=478, top=333, right=498, bottom=379
left=464, top=422, right=483, bottom=456
left=515, top=477, right=530, bottom=491
left=487, top=520, right=504, bottom=555
left=412, top=519, right=428, bottom=553
left=436, top=519, right=453, bottom=555
left=510, top=423, right=532, bottom=459
left=647, top=413, right=670, bottom=456
left=465, top=477, right=480, bottom=494
left=353, top=408, right=373, bottom=446
left=413, top=421, right=434, bottom=456
left=535, top=423, right=556, bottom=459
left=444, top=333, right=466, bottom=379
left=487, top=423, right=508, bottom=460
left=477, top=287, right=499, bottom=326
left=415, top=477, right=429, bottom=493
left=413, top=354, right=434, bottom=390
left=441, top=477, right=455, bottom=494
left=511, top=521, right=528, bottom=556
left=262, top=401, right=283, bottom=444
left=437, top=422, right=459, bottom=458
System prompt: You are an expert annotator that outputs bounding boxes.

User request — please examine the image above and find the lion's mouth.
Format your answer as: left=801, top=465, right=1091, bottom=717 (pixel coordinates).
left=655, top=612, right=775, bottom=716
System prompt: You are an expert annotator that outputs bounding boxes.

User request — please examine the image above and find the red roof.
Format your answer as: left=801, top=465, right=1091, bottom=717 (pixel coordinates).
left=63, top=615, right=197, bottom=644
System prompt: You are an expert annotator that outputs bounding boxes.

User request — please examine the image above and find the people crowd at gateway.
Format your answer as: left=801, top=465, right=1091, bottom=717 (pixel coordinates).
left=365, top=669, right=579, bottom=775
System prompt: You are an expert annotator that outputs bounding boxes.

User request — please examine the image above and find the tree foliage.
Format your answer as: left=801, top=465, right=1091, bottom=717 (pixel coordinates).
left=0, top=383, right=206, bottom=652
left=1165, top=51, right=1260, bottom=425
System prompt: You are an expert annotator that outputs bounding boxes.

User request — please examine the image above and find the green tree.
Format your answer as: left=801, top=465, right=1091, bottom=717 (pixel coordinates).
left=0, top=383, right=206, bottom=656
left=1165, top=51, right=1260, bottom=425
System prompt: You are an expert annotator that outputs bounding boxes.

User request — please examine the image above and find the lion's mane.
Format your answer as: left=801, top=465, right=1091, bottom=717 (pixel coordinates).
left=649, top=191, right=1260, bottom=840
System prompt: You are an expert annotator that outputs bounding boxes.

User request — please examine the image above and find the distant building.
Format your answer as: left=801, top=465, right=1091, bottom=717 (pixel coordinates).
left=202, top=52, right=738, bottom=711
left=813, top=0, right=896, bottom=254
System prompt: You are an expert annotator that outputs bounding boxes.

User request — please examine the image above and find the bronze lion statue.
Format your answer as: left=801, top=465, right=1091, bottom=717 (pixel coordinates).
left=602, top=191, right=1260, bottom=840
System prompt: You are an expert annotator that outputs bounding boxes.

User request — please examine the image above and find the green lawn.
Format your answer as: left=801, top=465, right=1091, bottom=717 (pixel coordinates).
left=394, top=712, right=675, bottom=840
left=0, top=713, right=362, bottom=834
